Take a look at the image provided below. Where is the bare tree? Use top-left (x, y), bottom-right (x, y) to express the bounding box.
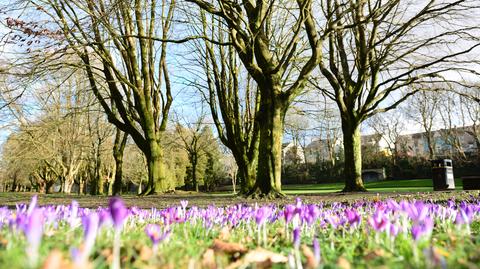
top-left (222, 152), bottom-right (238, 194)
top-left (186, 0), bottom-right (322, 197)
top-left (367, 110), bottom-right (405, 169)
top-left (284, 110), bottom-right (310, 174)
top-left (189, 13), bottom-right (261, 195)
top-left (311, 0), bottom-right (480, 191)
top-left (174, 114), bottom-right (216, 192)
top-left (437, 91), bottom-right (467, 159)
top-left (111, 129), bottom-right (128, 195)
top-left (9, 0), bottom-right (178, 194)
top-left (457, 87), bottom-right (480, 156)
top-left (406, 90), bottom-right (441, 159)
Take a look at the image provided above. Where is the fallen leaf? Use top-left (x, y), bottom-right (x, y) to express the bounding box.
top-left (139, 245), bottom-right (153, 261)
top-left (433, 247), bottom-right (450, 258)
top-left (42, 250), bottom-right (64, 269)
top-left (364, 249), bottom-right (385, 261)
top-left (41, 250), bottom-right (90, 269)
top-left (302, 245), bottom-right (318, 269)
top-left (202, 248), bottom-right (217, 269)
top-left (0, 236), bottom-right (8, 247)
top-left (337, 257), bottom-right (351, 269)
top-left (212, 239), bottom-right (248, 254)
top-left (101, 248), bottom-right (113, 263)
top-left (244, 248), bottom-right (288, 264)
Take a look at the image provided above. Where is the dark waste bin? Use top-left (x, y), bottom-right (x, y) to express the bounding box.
top-left (431, 159), bottom-right (455, 191)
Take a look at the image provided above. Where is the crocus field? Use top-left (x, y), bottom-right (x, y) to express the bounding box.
top-left (1, 195), bottom-right (480, 269)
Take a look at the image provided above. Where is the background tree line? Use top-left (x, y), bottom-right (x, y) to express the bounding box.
top-left (0, 0), bottom-right (479, 196)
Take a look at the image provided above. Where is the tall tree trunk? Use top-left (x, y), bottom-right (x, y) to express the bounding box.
top-left (38, 181), bottom-right (46, 194)
top-left (97, 175), bottom-right (104, 195)
top-left (141, 140), bottom-right (168, 195)
top-left (96, 152), bottom-right (103, 195)
top-left (64, 177), bottom-right (74, 194)
top-left (58, 177), bottom-right (64, 193)
top-left (237, 157), bottom-right (257, 194)
top-left (192, 155), bottom-right (198, 192)
top-left (341, 121), bottom-right (366, 192)
top-left (426, 132), bottom-right (435, 159)
top-left (112, 130), bottom-right (127, 195)
top-left (79, 179), bottom-right (85, 195)
top-left (248, 88), bottom-right (285, 198)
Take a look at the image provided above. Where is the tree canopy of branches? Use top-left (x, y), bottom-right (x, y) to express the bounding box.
top-left (14, 0), bottom-right (178, 194)
top-left (187, 13), bottom-right (260, 194)
top-left (186, 0), bottom-right (322, 197)
top-left (311, 0), bottom-right (480, 191)
top-left (174, 116), bottom-right (217, 192)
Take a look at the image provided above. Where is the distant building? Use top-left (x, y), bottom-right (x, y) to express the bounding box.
top-left (287, 125), bottom-right (479, 165)
top-left (396, 125), bottom-right (479, 158)
top-left (361, 133), bottom-right (391, 156)
top-left (304, 138), bottom-right (342, 164)
top-left (282, 142), bottom-right (305, 165)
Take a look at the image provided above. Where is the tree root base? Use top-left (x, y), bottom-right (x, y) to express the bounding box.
top-left (341, 185), bottom-right (367, 192)
top-left (138, 186), bottom-right (157, 196)
top-left (244, 188), bottom-right (286, 200)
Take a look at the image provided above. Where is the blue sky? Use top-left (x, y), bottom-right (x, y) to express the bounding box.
top-left (0, 0), bottom-right (479, 150)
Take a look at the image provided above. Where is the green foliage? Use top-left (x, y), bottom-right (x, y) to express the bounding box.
top-left (282, 161), bottom-right (345, 184)
top-left (1, 197), bottom-right (480, 268)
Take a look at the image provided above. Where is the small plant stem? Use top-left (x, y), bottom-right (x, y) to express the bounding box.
top-left (112, 229), bottom-right (121, 269)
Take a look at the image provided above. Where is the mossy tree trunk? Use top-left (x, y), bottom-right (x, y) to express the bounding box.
top-left (112, 129), bottom-right (127, 195)
top-left (311, 0), bottom-right (479, 191)
top-left (141, 138), bottom-right (168, 195)
top-left (192, 0), bottom-right (321, 198)
top-left (341, 119), bottom-right (366, 192)
top-left (248, 81), bottom-right (286, 198)
top-left (236, 155), bottom-right (257, 194)
top-left (48, 0), bottom-right (176, 195)
top-left (191, 153), bottom-right (199, 192)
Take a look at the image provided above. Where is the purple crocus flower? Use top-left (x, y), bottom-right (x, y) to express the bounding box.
top-left (255, 206), bottom-right (271, 226)
top-left (98, 209), bottom-right (112, 227)
top-left (390, 222), bottom-right (400, 237)
top-left (406, 201), bottom-right (429, 222)
top-left (313, 237), bottom-right (321, 263)
top-left (14, 213), bottom-right (27, 231)
top-left (74, 212), bottom-right (99, 264)
top-left (145, 224), bottom-right (171, 247)
top-left (109, 197), bottom-right (128, 229)
top-left (24, 209), bottom-right (44, 247)
top-left (326, 213), bottom-right (346, 229)
top-left (345, 209), bottom-right (361, 228)
top-left (295, 197), bottom-right (302, 208)
top-left (83, 212), bottom-right (99, 237)
top-left (23, 208), bottom-right (44, 266)
top-left (69, 201), bottom-right (80, 228)
top-left (411, 217), bottom-right (434, 241)
top-left (109, 198), bottom-right (128, 269)
top-left (283, 205), bottom-right (296, 224)
top-left (292, 227), bottom-right (301, 249)
top-left (368, 211), bottom-right (389, 232)
top-left (27, 195), bottom-right (37, 216)
top-left (454, 207), bottom-right (474, 225)
top-left (305, 205), bottom-right (320, 225)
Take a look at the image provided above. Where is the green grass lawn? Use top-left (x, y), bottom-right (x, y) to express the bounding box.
top-left (0, 181), bottom-right (479, 268)
top-left (283, 178), bottom-right (463, 194)
top-left (0, 178), bottom-right (472, 209)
